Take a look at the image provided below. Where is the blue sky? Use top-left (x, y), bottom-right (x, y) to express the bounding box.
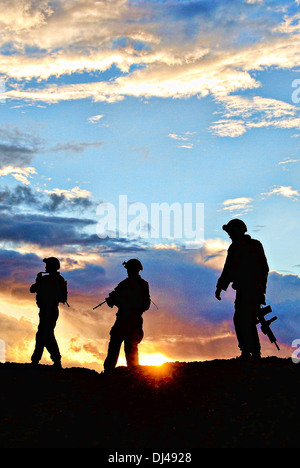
top-left (0, 0), bottom-right (299, 369)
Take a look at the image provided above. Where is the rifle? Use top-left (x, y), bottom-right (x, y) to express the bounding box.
top-left (93, 300), bottom-right (107, 310)
top-left (92, 298), bottom-right (159, 310)
top-left (257, 305), bottom-right (280, 350)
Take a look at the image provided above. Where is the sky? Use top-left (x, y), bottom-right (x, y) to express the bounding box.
top-left (0, 0), bottom-right (299, 371)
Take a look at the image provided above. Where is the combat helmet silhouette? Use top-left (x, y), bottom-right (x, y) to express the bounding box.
top-left (122, 258), bottom-right (143, 272)
top-left (223, 219), bottom-right (247, 235)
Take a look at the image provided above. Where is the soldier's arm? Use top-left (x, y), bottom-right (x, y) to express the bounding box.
top-left (105, 291), bottom-right (117, 308)
top-left (216, 249), bottom-right (233, 292)
top-left (105, 282), bottom-right (124, 308)
top-left (30, 273), bottom-right (43, 293)
top-left (253, 240), bottom-right (269, 293)
top-left (259, 242), bottom-right (269, 276)
top-left (256, 241), bottom-right (269, 303)
top-left (30, 283), bottom-right (37, 293)
top-left (142, 282), bottom-right (151, 311)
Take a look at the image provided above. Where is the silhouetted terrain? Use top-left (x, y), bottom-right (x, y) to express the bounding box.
top-left (0, 357), bottom-right (299, 448)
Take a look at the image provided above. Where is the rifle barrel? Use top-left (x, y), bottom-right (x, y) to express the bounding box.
top-left (93, 300), bottom-right (106, 310)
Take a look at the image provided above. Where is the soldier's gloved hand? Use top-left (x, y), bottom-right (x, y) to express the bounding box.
top-left (215, 287), bottom-right (222, 301)
top-left (36, 272), bottom-right (43, 281)
top-left (105, 296), bottom-right (114, 308)
top-left (260, 294), bottom-right (266, 306)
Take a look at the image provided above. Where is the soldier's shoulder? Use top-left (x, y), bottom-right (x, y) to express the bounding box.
top-left (139, 277), bottom-right (149, 287)
top-left (52, 272), bottom-right (65, 282)
top-left (249, 238), bottom-right (263, 247)
top-left (248, 238), bottom-right (266, 254)
top-left (116, 278), bottom-right (128, 287)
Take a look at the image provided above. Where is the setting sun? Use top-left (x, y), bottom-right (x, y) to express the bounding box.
top-left (139, 353), bottom-right (172, 366)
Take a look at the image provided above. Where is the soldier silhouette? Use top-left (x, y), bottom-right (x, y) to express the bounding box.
top-left (103, 259), bottom-right (151, 372)
top-left (30, 257), bottom-right (68, 369)
top-left (215, 219), bottom-right (269, 359)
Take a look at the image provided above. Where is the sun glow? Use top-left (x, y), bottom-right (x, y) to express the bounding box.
top-left (139, 353), bottom-right (172, 366)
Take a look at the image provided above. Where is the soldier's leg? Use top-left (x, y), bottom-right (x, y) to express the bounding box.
top-left (43, 308), bottom-right (61, 365)
top-left (31, 312), bottom-right (46, 364)
top-left (46, 331), bottom-right (61, 364)
top-left (104, 325), bottom-right (123, 371)
top-left (124, 328), bottom-right (143, 368)
top-left (233, 312), bottom-right (248, 355)
top-left (248, 297), bottom-right (261, 357)
top-left (234, 291), bottom-right (261, 356)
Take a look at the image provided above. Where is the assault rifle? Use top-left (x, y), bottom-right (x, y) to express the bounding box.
top-left (93, 299), bottom-right (159, 310)
top-left (257, 305), bottom-right (280, 350)
top-left (93, 300), bottom-right (107, 310)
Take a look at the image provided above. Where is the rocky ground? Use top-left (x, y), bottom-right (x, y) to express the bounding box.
top-left (0, 357), bottom-right (299, 448)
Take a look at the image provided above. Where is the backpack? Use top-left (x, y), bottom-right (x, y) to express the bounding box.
top-left (58, 277), bottom-right (68, 304)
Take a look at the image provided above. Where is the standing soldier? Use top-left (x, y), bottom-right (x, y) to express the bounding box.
top-left (103, 259), bottom-right (151, 372)
top-left (30, 257), bottom-right (68, 369)
top-left (215, 219), bottom-right (269, 359)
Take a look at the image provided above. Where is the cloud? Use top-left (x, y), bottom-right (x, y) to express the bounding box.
top-left (0, 185), bottom-right (38, 208)
top-left (220, 197), bottom-right (253, 213)
top-left (210, 119), bottom-right (247, 137)
top-left (44, 186), bottom-right (91, 200)
top-left (217, 95), bottom-right (296, 119)
top-left (0, 126), bottom-right (42, 168)
top-left (0, 213), bottom-right (95, 247)
top-left (0, 1), bottom-right (299, 112)
top-left (1, 3), bottom-right (298, 108)
top-left (0, 201), bottom-right (147, 259)
top-left (87, 115), bottom-right (104, 124)
top-left (0, 127), bottom-right (102, 181)
top-left (51, 141), bottom-right (104, 154)
top-left (0, 126), bottom-right (43, 187)
top-left (194, 238), bottom-right (229, 270)
top-left (0, 166), bottom-right (37, 185)
top-left (168, 131), bottom-right (197, 149)
top-left (261, 185), bottom-right (300, 200)
top-left (0, 312), bottom-right (36, 364)
top-left (0, 183), bottom-right (100, 215)
top-left (42, 187), bottom-right (96, 212)
top-left (211, 95), bottom-right (300, 137)
top-left (4, 66), bottom-right (259, 104)
top-left (278, 158), bottom-right (299, 165)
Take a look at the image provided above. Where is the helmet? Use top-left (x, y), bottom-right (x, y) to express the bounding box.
top-left (122, 258), bottom-right (143, 272)
top-left (43, 257), bottom-right (60, 271)
top-left (222, 219), bottom-right (247, 234)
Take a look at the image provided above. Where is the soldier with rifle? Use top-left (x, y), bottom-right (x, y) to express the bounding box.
top-left (101, 259), bottom-right (151, 372)
top-left (30, 257), bottom-right (68, 369)
top-left (215, 219), bottom-right (277, 359)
